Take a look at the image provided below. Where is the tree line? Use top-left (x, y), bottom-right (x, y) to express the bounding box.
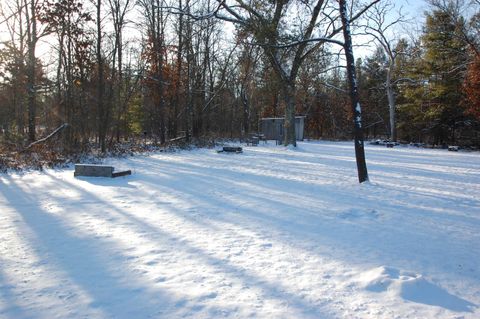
top-left (0, 0), bottom-right (479, 157)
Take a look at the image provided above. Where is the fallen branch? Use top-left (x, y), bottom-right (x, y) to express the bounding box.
top-left (364, 119), bottom-right (384, 129)
top-left (23, 123), bottom-right (69, 152)
top-left (169, 135), bottom-right (187, 143)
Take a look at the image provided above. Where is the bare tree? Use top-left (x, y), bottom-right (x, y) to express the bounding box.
top-left (237, 44), bottom-right (261, 136)
top-left (1, 0), bottom-right (27, 137)
top-left (362, 0), bottom-right (408, 141)
top-left (0, 0), bottom-right (49, 143)
top-left (339, 0), bottom-right (369, 183)
top-left (171, 0), bottom-right (184, 139)
top-left (137, 0), bottom-right (169, 144)
top-left (164, 0), bottom-right (377, 148)
top-left (91, 0), bottom-right (109, 151)
top-left (39, 0), bottom-right (94, 148)
top-left (25, 0), bottom-right (38, 142)
top-left (108, 0), bottom-right (133, 141)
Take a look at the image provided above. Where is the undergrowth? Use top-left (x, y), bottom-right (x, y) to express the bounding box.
top-left (0, 135), bottom-right (221, 173)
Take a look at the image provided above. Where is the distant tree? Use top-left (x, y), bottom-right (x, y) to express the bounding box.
top-left (108, 0), bottom-right (134, 142)
top-left (38, 0), bottom-right (93, 148)
top-left (0, 43), bottom-right (26, 139)
top-left (429, 0), bottom-right (480, 56)
top-left (170, 0), bottom-right (379, 148)
top-left (421, 4), bottom-right (469, 144)
top-left (93, 0), bottom-right (109, 152)
top-left (171, 0), bottom-right (185, 139)
top-left (363, 0), bottom-right (408, 141)
top-left (25, 0), bottom-right (39, 142)
top-left (463, 55), bottom-right (480, 120)
top-left (461, 1), bottom-right (480, 122)
top-left (0, 0), bottom-right (49, 143)
top-left (236, 43), bottom-right (261, 136)
top-left (358, 47), bottom-right (389, 138)
top-left (137, 0), bottom-right (169, 144)
top-left (316, 66), bottom-right (350, 139)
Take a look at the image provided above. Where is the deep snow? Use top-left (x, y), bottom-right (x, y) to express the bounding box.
top-left (0, 141), bottom-right (479, 318)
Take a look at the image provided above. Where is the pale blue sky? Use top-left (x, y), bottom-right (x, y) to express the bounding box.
top-left (352, 0), bottom-right (429, 58)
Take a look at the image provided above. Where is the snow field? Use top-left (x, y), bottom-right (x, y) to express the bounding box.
top-left (0, 141), bottom-right (479, 318)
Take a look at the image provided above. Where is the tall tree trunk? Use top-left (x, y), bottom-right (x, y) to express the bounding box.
top-left (65, 29), bottom-right (74, 147)
top-left (339, 0), bottom-right (369, 183)
top-left (96, 0), bottom-right (106, 152)
top-left (283, 81), bottom-right (297, 146)
top-left (266, 58), bottom-right (297, 146)
top-left (172, 0), bottom-right (183, 138)
top-left (108, 0), bottom-right (129, 142)
top-left (154, 1), bottom-right (166, 144)
top-left (26, 0), bottom-right (37, 142)
top-left (184, 0), bottom-right (193, 141)
top-left (386, 65), bottom-right (397, 142)
top-left (241, 88), bottom-right (249, 135)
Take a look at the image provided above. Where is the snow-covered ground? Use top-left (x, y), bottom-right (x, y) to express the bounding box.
top-left (1, 141), bottom-right (479, 319)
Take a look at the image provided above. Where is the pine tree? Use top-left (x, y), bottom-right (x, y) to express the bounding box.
top-left (420, 8), bottom-right (468, 144)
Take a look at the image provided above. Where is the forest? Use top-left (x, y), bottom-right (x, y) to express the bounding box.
top-left (0, 0), bottom-right (479, 168)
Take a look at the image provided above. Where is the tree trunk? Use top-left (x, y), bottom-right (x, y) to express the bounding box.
top-left (282, 81), bottom-right (297, 146)
top-left (241, 88), bottom-right (249, 135)
top-left (185, 0), bottom-right (193, 141)
top-left (386, 66), bottom-right (397, 141)
top-left (26, 0), bottom-right (37, 142)
top-left (173, 0), bottom-right (183, 138)
top-left (339, 0), bottom-right (369, 183)
top-left (96, 0), bottom-right (107, 152)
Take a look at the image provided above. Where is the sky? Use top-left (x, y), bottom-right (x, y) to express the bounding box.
top-left (353, 0), bottom-right (429, 58)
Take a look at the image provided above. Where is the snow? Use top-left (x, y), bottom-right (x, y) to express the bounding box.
top-left (1, 141), bottom-right (479, 318)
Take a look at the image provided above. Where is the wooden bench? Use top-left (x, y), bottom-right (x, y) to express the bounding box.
top-left (74, 164), bottom-right (132, 178)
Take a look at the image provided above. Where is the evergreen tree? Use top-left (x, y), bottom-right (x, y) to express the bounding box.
top-left (420, 7), bottom-right (468, 144)
top-left (359, 47), bottom-right (389, 138)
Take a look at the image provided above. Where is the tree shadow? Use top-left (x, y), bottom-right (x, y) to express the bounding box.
top-left (6, 172), bottom-right (333, 317)
top-left (2, 176), bottom-right (176, 318)
top-left (0, 267), bottom-right (28, 319)
top-left (132, 153), bottom-right (480, 291)
top-left (2, 142), bottom-right (480, 317)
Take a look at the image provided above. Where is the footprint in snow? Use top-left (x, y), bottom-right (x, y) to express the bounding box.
top-left (154, 276), bottom-right (167, 283)
top-left (198, 292), bottom-right (218, 301)
top-left (145, 260), bottom-right (158, 266)
top-left (337, 208), bottom-right (381, 221)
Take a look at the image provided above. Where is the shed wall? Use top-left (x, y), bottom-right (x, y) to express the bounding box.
top-left (260, 117), bottom-right (304, 141)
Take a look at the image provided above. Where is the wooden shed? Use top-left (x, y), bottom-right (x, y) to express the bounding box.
top-left (260, 116), bottom-right (305, 141)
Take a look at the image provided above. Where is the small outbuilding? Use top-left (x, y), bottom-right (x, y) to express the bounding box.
top-left (260, 116), bottom-right (305, 141)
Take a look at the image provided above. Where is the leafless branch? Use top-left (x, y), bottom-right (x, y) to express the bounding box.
top-left (257, 37), bottom-right (345, 49)
top-left (319, 81), bottom-right (347, 93)
top-left (22, 123), bottom-right (69, 151)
